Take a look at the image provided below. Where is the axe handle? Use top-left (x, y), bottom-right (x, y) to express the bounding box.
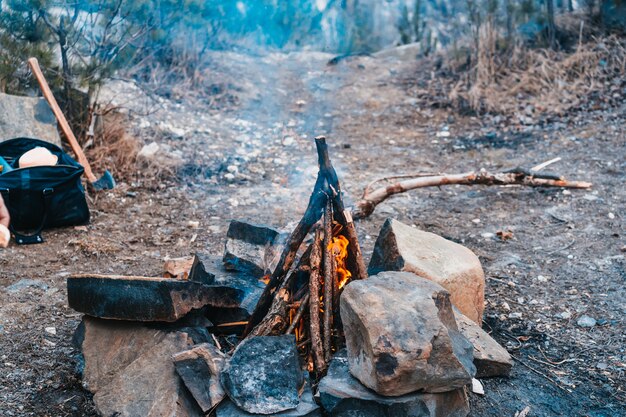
top-left (27, 58), bottom-right (97, 183)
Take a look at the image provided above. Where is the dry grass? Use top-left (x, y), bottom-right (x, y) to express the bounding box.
top-left (449, 28), bottom-right (626, 116)
top-left (86, 110), bottom-right (180, 184)
top-left (86, 111), bottom-right (140, 182)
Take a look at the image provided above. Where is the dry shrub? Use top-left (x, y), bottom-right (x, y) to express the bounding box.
top-left (87, 111), bottom-right (140, 182)
top-left (450, 32), bottom-right (626, 116)
top-left (86, 110), bottom-right (180, 185)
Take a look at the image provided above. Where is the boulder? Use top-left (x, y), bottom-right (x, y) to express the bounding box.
top-left (318, 351), bottom-right (470, 417)
top-left (78, 316), bottom-right (202, 417)
top-left (221, 335), bottom-right (304, 414)
top-left (340, 271), bottom-right (476, 396)
top-left (67, 274), bottom-right (244, 322)
top-left (223, 220), bottom-right (283, 278)
top-left (454, 310), bottom-right (512, 378)
top-left (217, 378), bottom-right (320, 417)
top-left (189, 254), bottom-right (265, 327)
top-left (368, 218), bottom-right (485, 324)
top-left (0, 92), bottom-right (62, 146)
top-left (173, 343), bottom-right (227, 413)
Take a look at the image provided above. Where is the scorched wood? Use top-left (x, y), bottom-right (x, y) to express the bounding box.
top-left (68, 274), bottom-right (243, 322)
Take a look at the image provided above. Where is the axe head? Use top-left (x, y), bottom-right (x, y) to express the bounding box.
top-left (91, 170), bottom-right (116, 190)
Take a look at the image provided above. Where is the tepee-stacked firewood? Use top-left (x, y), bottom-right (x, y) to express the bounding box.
top-left (243, 136), bottom-right (366, 376)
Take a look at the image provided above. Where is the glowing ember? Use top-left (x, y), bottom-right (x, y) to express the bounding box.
top-left (328, 235), bottom-right (351, 289)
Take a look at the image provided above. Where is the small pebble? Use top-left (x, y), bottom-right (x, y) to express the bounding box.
top-left (558, 311), bottom-right (572, 319)
top-left (577, 315), bottom-right (596, 328)
top-left (608, 212), bottom-right (615, 219)
top-left (509, 312), bottom-right (522, 319)
top-left (44, 327), bottom-right (56, 336)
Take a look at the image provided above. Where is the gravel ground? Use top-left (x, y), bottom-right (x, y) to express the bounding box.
top-left (0, 48), bottom-right (624, 416)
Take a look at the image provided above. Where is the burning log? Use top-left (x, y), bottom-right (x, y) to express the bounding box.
top-left (322, 199), bottom-right (335, 364)
top-left (308, 229), bottom-right (325, 372)
top-left (354, 163), bottom-right (592, 219)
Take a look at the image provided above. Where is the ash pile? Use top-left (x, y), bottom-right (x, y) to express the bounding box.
top-left (67, 138), bottom-right (512, 417)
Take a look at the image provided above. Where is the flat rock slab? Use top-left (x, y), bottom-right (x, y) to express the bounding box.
top-left (217, 379), bottom-right (320, 417)
top-left (0, 93), bottom-right (62, 146)
top-left (221, 335), bottom-right (304, 414)
top-left (67, 274), bottom-right (243, 322)
top-left (190, 254), bottom-right (265, 326)
top-left (173, 343), bottom-right (227, 412)
top-left (79, 316), bottom-right (202, 417)
top-left (223, 220), bottom-right (284, 278)
top-left (341, 271), bottom-right (476, 395)
top-left (454, 309), bottom-right (513, 378)
top-left (368, 218), bottom-right (485, 324)
top-left (318, 351), bottom-right (469, 417)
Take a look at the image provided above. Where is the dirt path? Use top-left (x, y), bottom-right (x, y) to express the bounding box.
top-left (0, 49), bottom-right (624, 417)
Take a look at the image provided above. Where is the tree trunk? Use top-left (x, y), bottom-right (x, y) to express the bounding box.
top-left (546, 0), bottom-right (556, 48)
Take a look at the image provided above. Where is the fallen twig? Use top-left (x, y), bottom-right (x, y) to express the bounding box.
top-left (354, 168), bottom-right (592, 219)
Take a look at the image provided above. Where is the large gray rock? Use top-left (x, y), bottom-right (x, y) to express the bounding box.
top-left (318, 351), bottom-right (470, 417)
top-left (340, 271), bottom-right (476, 396)
top-left (369, 218), bottom-right (485, 324)
top-left (67, 274), bottom-right (245, 322)
top-left (0, 93), bottom-right (61, 146)
top-left (78, 316), bottom-right (202, 417)
top-left (173, 343), bottom-right (227, 413)
top-left (454, 310), bottom-right (513, 378)
top-left (221, 335), bottom-right (304, 414)
top-left (223, 220), bottom-right (284, 278)
top-left (217, 378), bottom-right (320, 417)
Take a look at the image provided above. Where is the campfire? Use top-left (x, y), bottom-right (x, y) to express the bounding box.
top-left (66, 136), bottom-right (513, 417)
top-left (242, 136), bottom-right (367, 375)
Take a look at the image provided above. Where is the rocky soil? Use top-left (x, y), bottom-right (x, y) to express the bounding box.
top-left (0, 46), bottom-right (624, 416)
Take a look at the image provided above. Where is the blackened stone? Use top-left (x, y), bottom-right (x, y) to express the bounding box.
top-left (340, 271), bottom-right (476, 395)
top-left (223, 220), bottom-right (283, 278)
top-left (318, 351), bottom-right (469, 417)
top-left (173, 343), bottom-right (227, 413)
top-left (67, 275), bottom-right (244, 322)
top-left (221, 335), bottom-right (304, 414)
top-left (216, 378), bottom-right (320, 417)
top-left (189, 253), bottom-right (219, 285)
top-left (189, 254), bottom-right (265, 327)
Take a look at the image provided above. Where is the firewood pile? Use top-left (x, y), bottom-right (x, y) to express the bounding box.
top-left (66, 137), bottom-right (516, 417)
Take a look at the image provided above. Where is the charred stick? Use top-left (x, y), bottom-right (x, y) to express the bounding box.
top-left (244, 175), bottom-right (327, 336)
top-left (286, 293), bottom-right (310, 335)
top-left (247, 287), bottom-right (291, 338)
top-left (248, 242), bottom-right (314, 338)
top-left (315, 136), bottom-right (367, 280)
top-left (322, 199), bottom-right (335, 364)
top-left (308, 228), bottom-right (325, 372)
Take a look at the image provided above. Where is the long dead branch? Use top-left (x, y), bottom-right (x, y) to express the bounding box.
top-left (353, 170), bottom-right (592, 220)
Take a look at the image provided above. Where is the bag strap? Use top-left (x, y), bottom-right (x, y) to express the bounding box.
top-left (0, 187), bottom-right (54, 245)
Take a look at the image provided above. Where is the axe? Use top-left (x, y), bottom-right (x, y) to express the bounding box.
top-left (27, 58), bottom-right (115, 190)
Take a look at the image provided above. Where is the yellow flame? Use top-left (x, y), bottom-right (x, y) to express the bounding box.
top-left (328, 235), bottom-right (351, 289)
